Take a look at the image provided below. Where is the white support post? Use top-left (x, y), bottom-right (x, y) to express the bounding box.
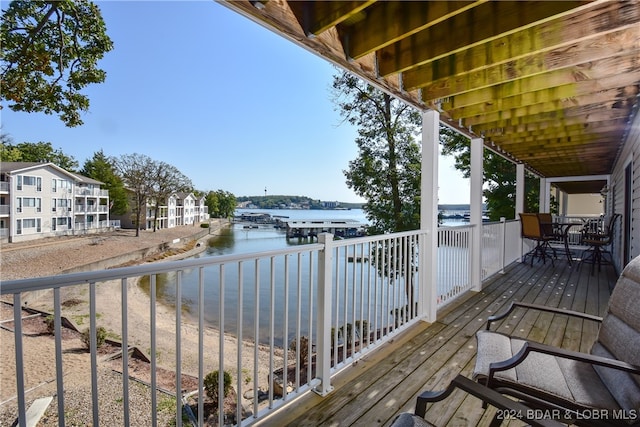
top-left (516, 163), bottom-right (525, 263)
top-left (470, 137), bottom-right (483, 291)
top-left (561, 192), bottom-right (569, 217)
top-left (539, 178), bottom-right (551, 213)
top-left (515, 164), bottom-right (525, 217)
top-left (314, 233), bottom-right (334, 396)
top-left (420, 110), bottom-right (439, 323)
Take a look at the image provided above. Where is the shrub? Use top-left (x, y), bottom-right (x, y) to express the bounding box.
top-left (200, 223), bottom-right (209, 228)
top-left (289, 336), bottom-right (310, 366)
top-left (204, 370), bottom-right (232, 404)
top-left (81, 326), bottom-right (107, 349)
top-left (44, 315), bottom-right (55, 334)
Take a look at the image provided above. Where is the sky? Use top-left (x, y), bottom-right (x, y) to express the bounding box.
top-left (1, 1), bottom-right (470, 204)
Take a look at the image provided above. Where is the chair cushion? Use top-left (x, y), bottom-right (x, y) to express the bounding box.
top-left (388, 412), bottom-right (435, 427)
top-left (474, 330), bottom-right (620, 410)
top-left (593, 256), bottom-right (640, 411)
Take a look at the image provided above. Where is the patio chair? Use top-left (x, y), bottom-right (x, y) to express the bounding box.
top-left (473, 254), bottom-right (640, 426)
top-left (389, 375), bottom-right (563, 427)
top-left (580, 214), bottom-right (620, 275)
top-left (519, 213), bottom-right (556, 266)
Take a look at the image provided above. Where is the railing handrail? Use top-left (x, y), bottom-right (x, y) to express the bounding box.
top-left (0, 242), bottom-right (325, 293)
top-left (2, 224), bottom-right (524, 426)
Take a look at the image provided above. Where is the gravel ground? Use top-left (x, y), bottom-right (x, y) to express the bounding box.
top-left (1, 223), bottom-right (224, 281)
top-left (0, 221), bottom-right (233, 426)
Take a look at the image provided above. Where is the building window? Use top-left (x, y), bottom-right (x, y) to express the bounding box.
top-left (17, 175), bottom-right (42, 191)
top-left (19, 197), bottom-right (41, 212)
top-left (52, 178), bottom-right (72, 193)
top-left (17, 218), bottom-right (41, 233)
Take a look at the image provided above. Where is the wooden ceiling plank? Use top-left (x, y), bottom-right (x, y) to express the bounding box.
top-left (377, 1), bottom-right (587, 76)
top-left (471, 107), bottom-right (630, 131)
top-left (484, 119), bottom-right (627, 139)
top-left (450, 84), bottom-right (639, 122)
top-left (422, 52), bottom-right (640, 105)
top-left (482, 118), bottom-right (627, 138)
top-left (287, 1), bottom-right (376, 36)
top-left (340, 1), bottom-right (482, 59)
top-left (402, 2), bottom-right (640, 90)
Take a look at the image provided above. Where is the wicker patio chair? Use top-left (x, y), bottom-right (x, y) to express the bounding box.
top-left (389, 375), bottom-right (562, 427)
top-left (473, 255), bottom-right (640, 426)
top-left (520, 213), bottom-right (556, 266)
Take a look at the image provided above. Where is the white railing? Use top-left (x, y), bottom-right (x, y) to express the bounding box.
top-left (436, 225), bottom-right (473, 306)
top-left (75, 188), bottom-right (109, 197)
top-left (0, 181), bottom-right (9, 192)
top-left (1, 230), bottom-right (429, 427)
top-left (0, 204), bottom-right (9, 215)
top-left (554, 215), bottom-right (600, 246)
top-left (1, 222), bottom-right (533, 426)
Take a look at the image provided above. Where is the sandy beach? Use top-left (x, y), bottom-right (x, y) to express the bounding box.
top-left (0, 222), bottom-right (284, 425)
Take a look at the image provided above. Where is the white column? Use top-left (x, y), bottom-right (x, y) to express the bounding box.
top-left (314, 233), bottom-right (334, 396)
top-left (470, 137), bottom-right (483, 291)
top-left (420, 110), bottom-right (439, 323)
top-left (539, 178), bottom-right (551, 212)
top-left (515, 163), bottom-right (525, 216)
top-left (561, 192), bottom-right (569, 216)
top-left (516, 163), bottom-right (525, 263)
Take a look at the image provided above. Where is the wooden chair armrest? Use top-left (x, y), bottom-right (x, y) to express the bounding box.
top-left (488, 341), bottom-right (640, 383)
top-left (486, 301), bottom-right (603, 330)
top-left (415, 375), bottom-right (564, 427)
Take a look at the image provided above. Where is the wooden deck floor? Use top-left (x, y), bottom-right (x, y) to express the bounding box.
top-left (255, 255), bottom-right (619, 427)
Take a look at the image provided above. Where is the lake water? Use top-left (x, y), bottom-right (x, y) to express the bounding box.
top-left (142, 209), bottom-right (375, 347)
top-left (142, 208), bottom-right (469, 347)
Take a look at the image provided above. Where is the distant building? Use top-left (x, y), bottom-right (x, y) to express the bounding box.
top-left (322, 201), bottom-right (340, 209)
top-left (0, 162), bottom-right (111, 243)
top-left (112, 191), bottom-right (207, 230)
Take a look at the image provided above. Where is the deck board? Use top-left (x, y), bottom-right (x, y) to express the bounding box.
top-left (255, 256), bottom-right (618, 427)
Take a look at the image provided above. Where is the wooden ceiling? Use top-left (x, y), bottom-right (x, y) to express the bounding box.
top-left (221, 0), bottom-right (640, 193)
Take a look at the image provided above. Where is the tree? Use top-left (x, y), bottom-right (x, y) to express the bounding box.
top-left (113, 153), bottom-right (155, 237)
top-left (332, 71), bottom-right (422, 318)
top-left (216, 190), bottom-right (236, 219)
top-left (149, 161), bottom-right (192, 231)
top-left (205, 191), bottom-right (219, 218)
top-left (440, 133), bottom-right (548, 220)
top-left (0, 140), bottom-right (78, 170)
top-left (81, 150), bottom-right (128, 215)
top-left (0, 133), bottom-right (22, 161)
top-left (1, 0), bottom-right (113, 127)
top-left (206, 190), bottom-right (236, 218)
top-left (333, 71), bottom-right (422, 235)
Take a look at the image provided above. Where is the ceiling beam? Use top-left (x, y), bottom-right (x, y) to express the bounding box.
top-left (377, 1), bottom-right (587, 76)
top-left (338, 1), bottom-right (481, 59)
top-left (402, 2), bottom-right (640, 90)
top-left (288, 1), bottom-right (375, 36)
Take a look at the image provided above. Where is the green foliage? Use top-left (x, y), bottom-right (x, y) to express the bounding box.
top-left (44, 315), bottom-right (55, 334)
top-left (1, 0), bottom-right (113, 126)
top-left (440, 131), bottom-right (556, 220)
top-left (206, 190), bottom-right (236, 218)
top-left (332, 71), bottom-right (422, 235)
top-left (0, 141), bottom-right (78, 170)
top-left (81, 150), bottom-right (128, 215)
top-left (204, 370), bottom-right (232, 404)
top-left (237, 195), bottom-right (324, 209)
top-left (81, 326), bottom-right (107, 349)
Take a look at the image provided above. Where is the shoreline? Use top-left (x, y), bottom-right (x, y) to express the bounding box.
top-left (0, 221), bottom-right (284, 424)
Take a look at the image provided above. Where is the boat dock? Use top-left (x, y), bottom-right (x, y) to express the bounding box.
top-left (283, 219), bottom-right (365, 240)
